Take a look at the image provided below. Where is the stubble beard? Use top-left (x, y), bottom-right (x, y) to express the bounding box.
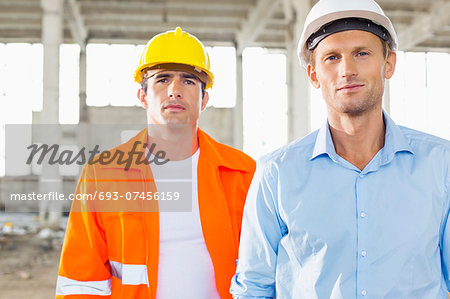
top-left (326, 80), bottom-right (384, 116)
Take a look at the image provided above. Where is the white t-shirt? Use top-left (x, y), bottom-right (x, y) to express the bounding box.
top-left (150, 149), bottom-right (220, 299)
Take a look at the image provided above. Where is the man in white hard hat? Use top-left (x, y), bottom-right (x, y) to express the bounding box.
top-left (231, 0), bottom-right (450, 298)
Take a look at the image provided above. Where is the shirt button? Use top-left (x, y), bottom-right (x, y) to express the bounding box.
top-left (361, 250), bottom-right (367, 257)
top-left (359, 173), bottom-right (364, 178)
top-left (360, 211), bottom-right (366, 218)
top-left (361, 289), bottom-right (367, 296)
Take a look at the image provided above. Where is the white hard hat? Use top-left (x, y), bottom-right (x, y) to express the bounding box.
top-left (298, 0), bottom-right (398, 68)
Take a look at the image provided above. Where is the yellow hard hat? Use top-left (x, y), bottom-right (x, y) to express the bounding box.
top-left (134, 27), bottom-right (214, 89)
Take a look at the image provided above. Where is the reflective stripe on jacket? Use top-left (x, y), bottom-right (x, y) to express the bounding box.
top-left (56, 128), bottom-right (256, 299)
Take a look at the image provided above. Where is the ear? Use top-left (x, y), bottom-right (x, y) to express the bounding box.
top-left (200, 91), bottom-right (209, 111)
top-left (384, 51), bottom-right (397, 79)
top-left (137, 88), bottom-right (148, 109)
top-left (307, 64), bottom-right (321, 89)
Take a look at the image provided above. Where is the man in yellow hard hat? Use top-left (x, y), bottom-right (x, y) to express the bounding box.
top-left (56, 27), bottom-right (255, 299)
top-left (231, 0), bottom-right (450, 298)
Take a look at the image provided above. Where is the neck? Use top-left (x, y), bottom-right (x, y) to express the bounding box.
top-left (147, 124), bottom-right (199, 161)
top-left (328, 108), bottom-right (385, 170)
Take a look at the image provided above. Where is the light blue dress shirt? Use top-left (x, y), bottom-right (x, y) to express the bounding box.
top-left (231, 113), bottom-right (450, 299)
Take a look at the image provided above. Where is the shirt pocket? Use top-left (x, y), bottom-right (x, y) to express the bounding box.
top-left (103, 212), bottom-right (146, 264)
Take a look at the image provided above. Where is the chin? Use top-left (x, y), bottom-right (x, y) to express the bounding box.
top-left (333, 95), bottom-right (378, 113)
top-left (341, 110), bottom-right (368, 117)
top-left (165, 122), bottom-right (184, 128)
top-left (338, 102), bottom-right (380, 116)
top-left (166, 122), bottom-right (195, 130)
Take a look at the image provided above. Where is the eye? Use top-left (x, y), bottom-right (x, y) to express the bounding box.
top-left (325, 55), bottom-right (338, 62)
top-left (185, 79), bottom-right (196, 85)
top-left (357, 51), bottom-right (369, 57)
top-left (156, 78), bottom-right (168, 83)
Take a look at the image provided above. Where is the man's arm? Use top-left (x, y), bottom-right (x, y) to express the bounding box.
top-left (56, 165), bottom-right (111, 299)
top-left (441, 169), bottom-right (450, 291)
top-left (230, 160), bottom-right (286, 299)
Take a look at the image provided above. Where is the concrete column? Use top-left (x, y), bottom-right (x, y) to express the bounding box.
top-left (41, 0), bottom-right (62, 123)
top-left (77, 49), bottom-right (92, 168)
top-left (286, 44), bottom-right (310, 141)
top-left (286, 0), bottom-right (312, 141)
top-left (233, 53), bottom-right (244, 150)
top-left (79, 49), bottom-right (88, 123)
top-left (39, 0), bottom-right (63, 228)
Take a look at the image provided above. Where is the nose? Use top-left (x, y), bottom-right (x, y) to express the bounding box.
top-left (339, 55), bottom-right (358, 78)
top-left (168, 79), bottom-right (182, 99)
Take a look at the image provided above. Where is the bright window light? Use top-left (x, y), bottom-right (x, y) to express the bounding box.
top-left (425, 52), bottom-right (450, 139)
top-left (86, 44), bottom-right (110, 106)
top-left (0, 43), bottom-right (41, 177)
top-left (86, 44), bottom-right (144, 107)
top-left (59, 44), bottom-right (80, 124)
top-left (109, 44), bottom-right (144, 106)
top-left (310, 83), bottom-right (327, 131)
top-left (0, 43), bottom-right (42, 120)
top-left (390, 51), bottom-right (450, 140)
top-left (390, 52), bottom-right (427, 131)
top-left (243, 47), bottom-right (288, 159)
top-left (208, 46), bottom-right (236, 108)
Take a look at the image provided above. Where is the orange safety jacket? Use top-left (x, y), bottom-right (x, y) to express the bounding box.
top-left (56, 128), bottom-right (256, 299)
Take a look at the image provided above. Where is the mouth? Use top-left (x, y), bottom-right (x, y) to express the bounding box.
top-left (337, 84), bottom-right (365, 93)
top-left (164, 103), bottom-right (186, 112)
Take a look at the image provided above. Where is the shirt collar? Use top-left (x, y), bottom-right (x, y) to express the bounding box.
top-left (311, 120), bottom-right (338, 161)
top-left (380, 111), bottom-right (415, 163)
top-left (311, 110), bottom-right (414, 162)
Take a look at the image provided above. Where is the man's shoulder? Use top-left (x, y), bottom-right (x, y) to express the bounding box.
top-left (209, 139), bottom-right (255, 163)
top-left (399, 126), bottom-right (450, 153)
top-left (198, 129), bottom-right (256, 172)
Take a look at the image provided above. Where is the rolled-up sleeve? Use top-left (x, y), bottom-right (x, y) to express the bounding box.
top-left (230, 159), bottom-right (286, 299)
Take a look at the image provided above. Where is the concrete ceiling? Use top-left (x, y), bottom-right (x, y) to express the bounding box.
top-left (1, 0), bottom-right (450, 53)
